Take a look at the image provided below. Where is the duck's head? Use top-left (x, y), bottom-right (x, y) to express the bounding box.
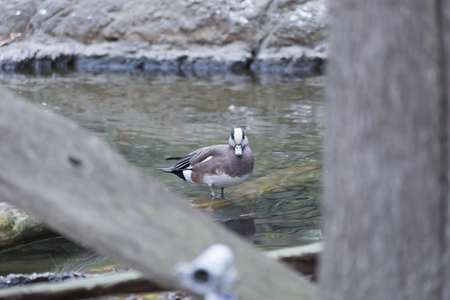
top-left (229, 127), bottom-right (249, 157)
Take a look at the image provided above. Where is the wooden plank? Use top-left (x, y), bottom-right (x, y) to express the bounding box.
top-left (441, 1), bottom-right (450, 299)
top-left (320, 1), bottom-right (446, 299)
top-left (0, 88), bottom-right (315, 300)
top-left (0, 242), bottom-right (323, 300)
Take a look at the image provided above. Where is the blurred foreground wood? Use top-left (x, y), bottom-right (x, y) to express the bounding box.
top-left (321, 1), bottom-right (450, 299)
top-left (0, 242), bottom-right (322, 300)
top-left (0, 88), bottom-right (315, 300)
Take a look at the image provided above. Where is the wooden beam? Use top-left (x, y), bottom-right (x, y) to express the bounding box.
top-left (320, 1), bottom-right (447, 299)
top-left (439, 1), bottom-right (450, 299)
top-left (0, 88), bottom-right (315, 300)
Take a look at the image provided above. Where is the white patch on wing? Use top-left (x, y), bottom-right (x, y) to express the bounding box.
top-left (202, 173), bottom-right (250, 188)
top-left (183, 170), bottom-right (193, 183)
top-left (201, 156), bottom-right (213, 163)
top-left (234, 128), bottom-right (243, 144)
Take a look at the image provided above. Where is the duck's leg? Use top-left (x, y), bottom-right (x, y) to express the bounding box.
top-left (221, 187), bottom-right (225, 199)
top-left (209, 184), bottom-right (216, 198)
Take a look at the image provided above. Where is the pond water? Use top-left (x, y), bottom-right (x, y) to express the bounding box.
top-left (0, 72), bottom-right (324, 274)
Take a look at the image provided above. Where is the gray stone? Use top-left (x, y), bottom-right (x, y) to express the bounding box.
top-left (0, 0), bottom-right (327, 74)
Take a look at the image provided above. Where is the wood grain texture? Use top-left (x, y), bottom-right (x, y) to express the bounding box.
top-left (320, 1), bottom-right (447, 299)
top-left (0, 88), bottom-right (315, 300)
top-left (441, 1), bottom-right (450, 299)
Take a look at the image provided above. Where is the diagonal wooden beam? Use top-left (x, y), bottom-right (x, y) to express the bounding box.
top-left (0, 88), bottom-right (315, 300)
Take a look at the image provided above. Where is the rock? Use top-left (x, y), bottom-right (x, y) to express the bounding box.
top-left (0, 202), bottom-right (56, 250)
top-left (252, 0), bottom-right (327, 74)
top-left (0, 0), bottom-right (327, 75)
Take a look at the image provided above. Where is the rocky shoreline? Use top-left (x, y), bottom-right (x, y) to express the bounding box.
top-left (0, 0), bottom-right (327, 75)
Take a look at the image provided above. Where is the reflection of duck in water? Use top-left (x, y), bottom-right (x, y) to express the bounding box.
top-left (158, 128), bottom-right (254, 198)
top-left (206, 203), bottom-right (256, 242)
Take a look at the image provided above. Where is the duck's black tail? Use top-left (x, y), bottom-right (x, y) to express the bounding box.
top-left (157, 167), bottom-right (186, 181)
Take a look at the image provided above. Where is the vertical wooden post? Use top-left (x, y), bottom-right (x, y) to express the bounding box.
top-left (440, 1), bottom-right (450, 299)
top-left (320, 1), bottom-right (448, 299)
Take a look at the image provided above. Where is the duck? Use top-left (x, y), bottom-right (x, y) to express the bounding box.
top-left (158, 127), bottom-right (254, 198)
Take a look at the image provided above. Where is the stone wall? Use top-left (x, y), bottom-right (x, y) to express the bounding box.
top-left (0, 0), bottom-right (327, 75)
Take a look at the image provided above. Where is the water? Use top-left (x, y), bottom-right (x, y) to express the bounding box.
top-left (0, 72), bottom-right (324, 274)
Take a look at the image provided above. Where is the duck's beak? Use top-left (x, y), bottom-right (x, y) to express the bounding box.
top-left (235, 144), bottom-right (242, 157)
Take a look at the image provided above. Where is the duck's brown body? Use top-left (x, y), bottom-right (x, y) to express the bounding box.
top-left (158, 128), bottom-right (254, 198)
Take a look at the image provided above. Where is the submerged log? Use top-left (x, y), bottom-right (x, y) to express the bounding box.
top-left (190, 162), bottom-right (321, 208)
top-left (0, 88), bottom-right (315, 300)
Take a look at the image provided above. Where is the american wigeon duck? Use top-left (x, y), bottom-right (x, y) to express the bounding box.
top-left (158, 127), bottom-right (254, 198)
